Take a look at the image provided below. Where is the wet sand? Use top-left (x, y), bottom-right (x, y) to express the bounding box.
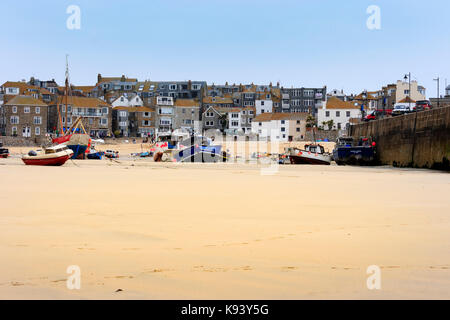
top-left (0, 152), bottom-right (449, 299)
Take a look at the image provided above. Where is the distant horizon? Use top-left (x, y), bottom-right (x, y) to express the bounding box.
top-left (1, 0), bottom-right (449, 98)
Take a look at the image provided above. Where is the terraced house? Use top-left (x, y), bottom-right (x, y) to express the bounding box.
top-left (173, 99), bottom-right (201, 133)
top-left (3, 95), bottom-right (48, 140)
top-left (1, 81), bottom-right (56, 105)
top-left (48, 96), bottom-right (112, 138)
top-left (278, 86), bottom-right (327, 115)
top-left (112, 106), bottom-right (155, 137)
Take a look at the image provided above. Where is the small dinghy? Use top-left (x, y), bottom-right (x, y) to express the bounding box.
top-left (0, 142), bottom-right (9, 159)
top-left (22, 145), bottom-right (74, 166)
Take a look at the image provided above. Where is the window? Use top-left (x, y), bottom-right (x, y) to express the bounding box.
top-left (159, 107), bottom-right (173, 115)
top-left (33, 116), bottom-right (42, 125)
top-left (205, 121), bottom-right (214, 126)
top-left (281, 127), bottom-right (286, 132)
top-left (249, 111), bottom-right (254, 115)
top-left (304, 90), bottom-right (314, 97)
top-left (404, 90), bottom-right (410, 95)
top-left (169, 84), bottom-right (177, 91)
top-left (36, 107), bottom-right (40, 114)
top-left (281, 120), bottom-right (285, 124)
top-left (12, 127), bottom-right (17, 135)
top-left (102, 107), bottom-right (108, 114)
top-left (35, 127), bottom-right (40, 136)
top-left (259, 122), bottom-right (262, 126)
top-left (231, 121), bottom-right (239, 127)
top-left (192, 84), bottom-right (201, 90)
top-left (325, 111), bottom-right (330, 117)
top-left (7, 88), bottom-right (19, 95)
top-left (142, 120), bottom-right (150, 126)
top-left (346, 111), bottom-right (351, 117)
top-left (296, 128), bottom-right (300, 132)
top-left (119, 111), bottom-right (127, 117)
top-left (12, 106), bottom-right (17, 113)
top-left (297, 120), bottom-right (301, 124)
top-left (24, 107), bottom-right (30, 113)
top-left (206, 112), bottom-right (214, 117)
top-left (336, 111), bottom-right (340, 117)
top-left (231, 113), bottom-right (239, 118)
top-left (143, 112), bottom-right (151, 117)
top-left (10, 116), bottom-right (19, 124)
top-left (160, 119), bottom-right (171, 126)
top-left (100, 118), bottom-right (108, 126)
top-left (89, 118), bottom-right (94, 125)
top-left (67, 106), bottom-right (72, 113)
top-left (119, 121), bottom-right (127, 127)
top-left (261, 101), bottom-right (265, 106)
top-left (337, 123), bottom-right (342, 129)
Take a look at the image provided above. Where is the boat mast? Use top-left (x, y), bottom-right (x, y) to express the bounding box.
top-left (64, 55), bottom-right (70, 136)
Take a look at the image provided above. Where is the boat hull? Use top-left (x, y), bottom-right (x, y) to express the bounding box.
top-left (175, 145), bottom-right (224, 163)
top-left (87, 152), bottom-right (104, 160)
top-left (22, 154), bottom-right (71, 166)
top-left (289, 154), bottom-right (331, 165)
top-left (333, 147), bottom-right (376, 166)
top-left (67, 145), bottom-right (88, 159)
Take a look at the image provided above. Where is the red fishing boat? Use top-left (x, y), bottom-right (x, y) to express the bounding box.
top-left (22, 145), bottom-right (74, 166)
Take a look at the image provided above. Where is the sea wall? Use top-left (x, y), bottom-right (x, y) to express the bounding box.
top-left (0, 136), bottom-right (50, 147)
top-left (350, 106), bottom-right (450, 170)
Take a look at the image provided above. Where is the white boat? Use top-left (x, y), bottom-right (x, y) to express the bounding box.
top-left (288, 144), bottom-right (332, 165)
top-left (22, 145), bottom-right (74, 166)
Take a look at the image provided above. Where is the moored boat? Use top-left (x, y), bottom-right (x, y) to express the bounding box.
top-left (22, 145), bottom-right (74, 166)
top-left (333, 137), bottom-right (377, 166)
top-left (0, 142), bottom-right (9, 158)
top-left (288, 144), bottom-right (332, 165)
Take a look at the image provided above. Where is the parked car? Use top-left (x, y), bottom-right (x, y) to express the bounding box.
top-left (392, 104), bottom-right (414, 116)
top-left (364, 111), bottom-right (377, 122)
top-left (415, 100), bottom-right (433, 111)
top-left (104, 150), bottom-right (119, 159)
top-left (364, 110), bottom-right (390, 121)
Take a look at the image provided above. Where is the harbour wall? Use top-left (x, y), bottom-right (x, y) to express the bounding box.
top-left (350, 106), bottom-right (450, 170)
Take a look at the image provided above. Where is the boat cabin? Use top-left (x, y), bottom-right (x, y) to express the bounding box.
top-left (304, 144), bottom-right (326, 154)
top-left (45, 146), bottom-right (69, 154)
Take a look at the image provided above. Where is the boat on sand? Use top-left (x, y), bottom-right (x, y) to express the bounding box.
top-left (288, 144), bottom-right (332, 165)
top-left (22, 145), bottom-right (74, 166)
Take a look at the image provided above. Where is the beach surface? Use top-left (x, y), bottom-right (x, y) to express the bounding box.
top-left (0, 147), bottom-right (449, 299)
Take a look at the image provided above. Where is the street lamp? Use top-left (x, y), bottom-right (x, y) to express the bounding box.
top-left (361, 90), bottom-right (367, 120)
top-left (404, 73), bottom-right (411, 111)
top-left (433, 77), bottom-right (440, 108)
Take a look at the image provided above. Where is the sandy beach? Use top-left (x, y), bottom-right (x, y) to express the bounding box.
top-left (0, 145), bottom-right (449, 300)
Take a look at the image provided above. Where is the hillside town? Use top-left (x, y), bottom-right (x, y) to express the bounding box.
top-left (0, 74), bottom-right (448, 144)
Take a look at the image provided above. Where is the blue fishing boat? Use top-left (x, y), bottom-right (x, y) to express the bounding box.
top-left (87, 151), bottom-right (105, 160)
top-left (333, 137), bottom-right (377, 166)
top-left (172, 136), bottom-right (225, 163)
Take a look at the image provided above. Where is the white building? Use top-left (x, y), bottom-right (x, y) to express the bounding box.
top-left (255, 99), bottom-right (273, 115)
top-left (318, 97), bottom-right (363, 130)
top-left (395, 80), bottom-right (426, 103)
top-left (156, 96), bottom-right (174, 134)
top-left (251, 113), bottom-right (307, 142)
top-left (111, 94), bottom-right (143, 108)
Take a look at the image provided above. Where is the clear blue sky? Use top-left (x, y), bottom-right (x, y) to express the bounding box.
top-left (1, 0), bottom-right (449, 97)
